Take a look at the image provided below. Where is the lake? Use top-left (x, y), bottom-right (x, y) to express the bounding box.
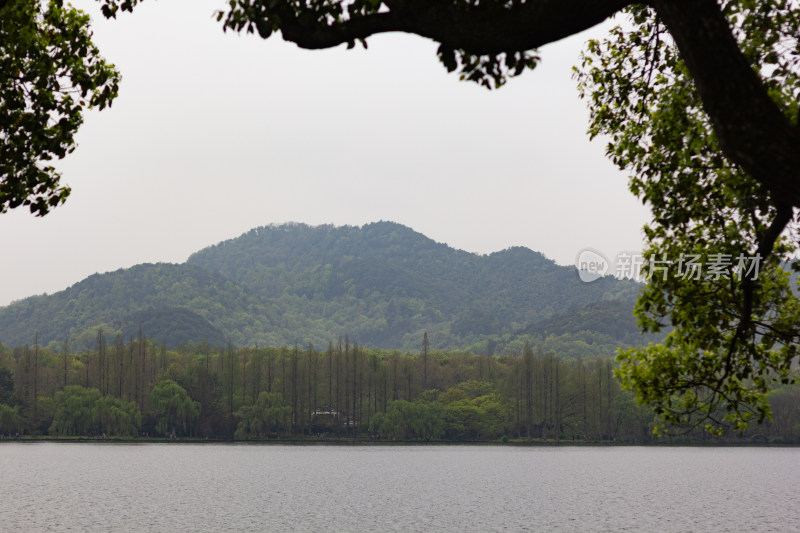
top-left (0, 444), bottom-right (797, 532)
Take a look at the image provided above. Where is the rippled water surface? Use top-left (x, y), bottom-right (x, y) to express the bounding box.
top-left (1, 444), bottom-right (798, 532)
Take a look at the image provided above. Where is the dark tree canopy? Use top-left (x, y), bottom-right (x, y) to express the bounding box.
top-left (0, 0), bottom-right (120, 215)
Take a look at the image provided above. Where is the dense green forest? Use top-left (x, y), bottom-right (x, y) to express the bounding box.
top-left (0, 222), bottom-right (646, 353)
top-left (1, 334), bottom-right (797, 443)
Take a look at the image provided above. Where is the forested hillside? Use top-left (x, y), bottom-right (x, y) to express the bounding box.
top-left (0, 263), bottom-right (278, 350)
top-left (185, 222), bottom-right (641, 349)
top-left (524, 298), bottom-right (667, 346)
top-left (0, 222), bottom-right (642, 352)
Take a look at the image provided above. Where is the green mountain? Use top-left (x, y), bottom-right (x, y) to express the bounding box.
top-left (0, 221), bottom-right (645, 352)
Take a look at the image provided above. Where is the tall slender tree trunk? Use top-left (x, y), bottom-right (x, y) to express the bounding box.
top-left (62, 335), bottom-right (70, 389)
top-left (392, 354), bottom-right (398, 402)
top-left (554, 357), bottom-right (560, 442)
top-left (254, 344), bottom-right (261, 403)
top-left (328, 342), bottom-right (333, 413)
top-left (33, 333), bottom-right (39, 421)
top-left (422, 332), bottom-right (429, 389)
top-left (291, 344), bottom-right (299, 433)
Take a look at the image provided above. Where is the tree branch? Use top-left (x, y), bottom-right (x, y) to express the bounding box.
top-left (265, 0), bottom-right (800, 207)
top-left (278, 13), bottom-right (402, 49)
top-left (653, 0), bottom-right (800, 207)
top-left (722, 201), bottom-right (793, 383)
top-left (275, 0), bottom-right (632, 53)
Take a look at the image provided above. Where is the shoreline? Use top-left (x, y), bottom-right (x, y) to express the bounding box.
top-left (2, 436), bottom-right (797, 447)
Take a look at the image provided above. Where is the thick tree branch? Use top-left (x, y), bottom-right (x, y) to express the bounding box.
top-left (653, 0), bottom-right (800, 207)
top-left (279, 0), bottom-right (632, 53)
top-left (278, 13), bottom-right (402, 48)
top-left (269, 0), bottom-right (800, 206)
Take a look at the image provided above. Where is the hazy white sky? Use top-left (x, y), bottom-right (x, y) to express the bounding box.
top-left (0, 0), bottom-right (649, 307)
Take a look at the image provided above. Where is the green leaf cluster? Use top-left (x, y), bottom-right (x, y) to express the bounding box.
top-left (234, 391), bottom-right (290, 439)
top-left (370, 399), bottom-right (445, 441)
top-left (50, 385), bottom-right (140, 436)
top-left (0, 402), bottom-right (21, 433)
top-left (0, 0), bottom-right (120, 215)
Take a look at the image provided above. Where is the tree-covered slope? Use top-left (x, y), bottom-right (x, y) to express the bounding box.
top-left (186, 221), bottom-right (638, 348)
top-left (0, 263), bottom-right (278, 349)
top-left (523, 297), bottom-right (665, 346)
top-left (119, 307), bottom-right (228, 349)
top-left (0, 221), bottom-right (642, 351)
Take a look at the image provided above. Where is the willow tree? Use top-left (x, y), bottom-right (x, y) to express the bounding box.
top-left (234, 391), bottom-right (290, 439)
top-left (149, 379), bottom-right (200, 437)
top-left (97, 0), bottom-right (800, 431)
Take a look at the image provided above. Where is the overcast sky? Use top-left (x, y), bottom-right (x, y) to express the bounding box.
top-left (0, 0), bottom-right (649, 307)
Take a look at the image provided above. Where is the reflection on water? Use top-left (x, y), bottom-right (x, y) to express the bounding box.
top-left (0, 444), bottom-right (797, 532)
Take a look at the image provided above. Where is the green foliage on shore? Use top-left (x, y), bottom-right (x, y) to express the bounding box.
top-left (50, 385), bottom-right (139, 437)
top-left (234, 392), bottom-right (290, 440)
top-left (149, 379), bottom-right (200, 437)
top-left (0, 335), bottom-right (797, 443)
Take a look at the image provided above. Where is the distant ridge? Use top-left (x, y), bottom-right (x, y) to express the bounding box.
top-left (0, 221), bottom-right (643, 353)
